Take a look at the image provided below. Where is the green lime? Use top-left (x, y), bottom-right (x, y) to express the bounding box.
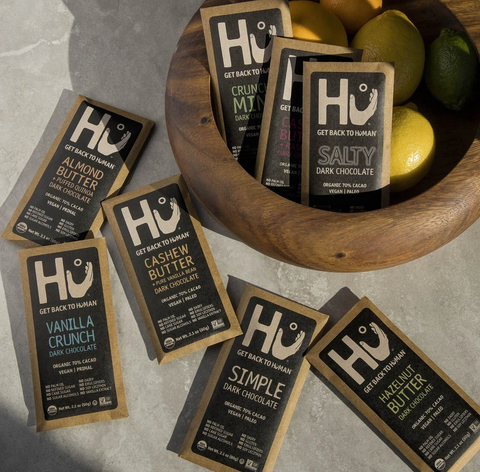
top-left (425, 28), bottom-right (479, 111)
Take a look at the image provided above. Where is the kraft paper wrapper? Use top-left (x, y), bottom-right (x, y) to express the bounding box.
top-left (102, 174), bottom-right (242, 364)
top-left (2, 95), bottom-right (155, 247)
top-left (201, 0), bottom-right (293, 141)
top-left (179, 284), bottom-right (329, 472)
top-left (306, 297), bottom-right (480, 472)
top-left (301, 62), bottom-right (394, 209)
top-left (18, 238), bottom-right (128, 432)
top-left (255, 36), bottom-right (363, 182)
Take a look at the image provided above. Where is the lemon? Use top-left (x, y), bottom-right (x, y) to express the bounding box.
top-left (321, 0), bottom-right (382, 36)
top-left (425, 28), bottom-right (480, 111)
top-left (390, 106), bottom-right (435, 193)
top-left (289, 1), bottom-right (348, 47)
top-left (351, 10), bottom-right (425, 105)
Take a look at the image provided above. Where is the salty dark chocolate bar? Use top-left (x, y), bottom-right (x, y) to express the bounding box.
top-left (302, 62), bottom-right (394, 212)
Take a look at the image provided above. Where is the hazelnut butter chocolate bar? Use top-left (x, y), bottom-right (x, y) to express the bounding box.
top-left (2, 95), bottom-right (154, 247)
top-left (255, 36), bottom-right (362, 203)
top-left (102, 174), bottom-right (241, 364)
top-left (201, 0), bottom-right (292, 175)
top-left (302, 62), bottom-right (394, 212)
top-left (179, 284), bottom-right (328, 472)
top-left (18, 238), bottom-right (128, 432)
top-left (306, 297), bottom-right (480, 472)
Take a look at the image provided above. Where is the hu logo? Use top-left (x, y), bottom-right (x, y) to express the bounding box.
top-left (283, 55), bottom-right (318, 102)
top-left (70, 105), bottom-right (132, 156)
top-left (122, 197), bottom-right (181, 247)
top-left (328, 322), bottom-right (390, 385)
top-left (35, 258), bottom-right (94, 304)
top-left (318, 79), bottom-right (378, 126)
top-left (218, 19), bottom-right (277, 68)
top-left (242, 304), bottom-right (305, 360)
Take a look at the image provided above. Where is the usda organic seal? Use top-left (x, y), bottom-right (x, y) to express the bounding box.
top-left (47, 405), bottom-right (58, 416)
top-left (15, 222), bottom-right (27, 234)
top-left (196, 440), bottom-right (207, 451)
top-left (164, 337), bottom-right (175, 350)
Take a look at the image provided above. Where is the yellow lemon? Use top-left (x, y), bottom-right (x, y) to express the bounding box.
top-left (351, 10), bottom-right (425, 105)
top-left (321, 0), bottom-right (383, 36)
top-left (289, 1), bottom-right (348, 47)
top-left (390, 106), bottom-right (435, 193)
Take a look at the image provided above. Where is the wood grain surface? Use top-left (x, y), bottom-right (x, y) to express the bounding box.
top-left (165, 0), bottom-right (480, 272)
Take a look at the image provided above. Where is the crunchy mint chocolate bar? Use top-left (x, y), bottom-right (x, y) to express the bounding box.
top-left (201, 0), bottom-right (292, 175)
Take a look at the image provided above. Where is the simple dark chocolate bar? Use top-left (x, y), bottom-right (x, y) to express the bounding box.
top-left (255, 36), bottom-right (362, 202)
top-left (2, 95), bottom-right (154, 247)
top-left (201, 0), bottom-right (292, 176)
top-left (102, 174), bottom-right (241, 364)
top-left (302, 62), bottom-right (394, 212)
top-left (18, 238), bottom-right (128, 432)
top-left (180, 284), bottom-right (328, 472)
top-left (307, 297), bottom-right (480, 471)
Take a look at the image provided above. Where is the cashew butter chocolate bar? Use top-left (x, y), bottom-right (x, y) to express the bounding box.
top-left (180, 285), bottom-right (328, 472)
top-left (307, 297), bottom-right (480, 471)
top-left (2, 95), bottom-right (154, 247)
top-left (201, 0), bottom-right (292, 175)
top-left (255, 36), bottom-right (362, 202)
top-left (302, 62), bottom-right (394, 212)
top-left (102, 174), bottom-right (241, 364)
top-left (18, 238), bottom-right (128, 432)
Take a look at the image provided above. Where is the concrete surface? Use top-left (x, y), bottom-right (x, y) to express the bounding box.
top-left (0, 1), bottom-right (479, 471)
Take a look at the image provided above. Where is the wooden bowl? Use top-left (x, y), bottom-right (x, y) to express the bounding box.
top-left (166, 0), bottom-right (480, 272)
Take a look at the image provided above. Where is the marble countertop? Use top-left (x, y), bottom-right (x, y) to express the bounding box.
top-left (0, 1), bottom-right (479, 471)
